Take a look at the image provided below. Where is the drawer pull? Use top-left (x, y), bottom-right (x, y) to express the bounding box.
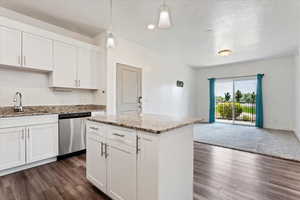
top-left (90, 126), bottom-right (99, 131)
top-left (113, 133), bottom-right (125, 138)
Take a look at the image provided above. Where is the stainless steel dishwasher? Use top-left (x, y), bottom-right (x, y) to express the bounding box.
top-left (58, 112), bottom-right (91, 156)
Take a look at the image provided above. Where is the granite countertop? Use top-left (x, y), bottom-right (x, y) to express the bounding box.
top-left (0, 105), bottom-right (106, 118)
top-left (87, 114), bottom-right (203, 134)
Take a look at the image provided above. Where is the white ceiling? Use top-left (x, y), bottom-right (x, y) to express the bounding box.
top-left (1, 0), bottom-right (300, 67)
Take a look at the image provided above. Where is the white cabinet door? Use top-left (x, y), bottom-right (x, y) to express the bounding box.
top-left (107, 143), bottom-right (137, 200)
top-left (86, 136), bottom-right (107, 193)
top-left (137, 135), bottom-right (158, 200)
top-left (0, 26), bottom-right (22, 67)
top-left (52, 41), bottom-right (77, 88)
top-left (77, 48), bottom-right (96, 89)
top-left (0, 127), bottom-right (26, 171)
top-left (22, 32), bottom-right (53, 71)
top-left (93, 49), bottom-right (106, 91)
top-left (26, 123), bottom-right (58, 163)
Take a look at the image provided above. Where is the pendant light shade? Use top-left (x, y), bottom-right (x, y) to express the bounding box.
top-left (158, 3), bottom-right (172, 29)
top-left (106, 32), bottom-right (116, 48)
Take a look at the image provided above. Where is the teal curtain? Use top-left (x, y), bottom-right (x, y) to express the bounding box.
top-left (256, 74), bottom-right (264, 128)
top-left (209, 78), bottom-right (216, 123)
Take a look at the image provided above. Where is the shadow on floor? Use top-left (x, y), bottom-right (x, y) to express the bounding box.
top-left (194, 123), bottom-right (300, 161)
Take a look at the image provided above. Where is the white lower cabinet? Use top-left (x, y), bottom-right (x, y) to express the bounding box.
top-left (26, 123), bottom-right (58, 163)
top-left (86, 136), bottom-right (107, 192)
top-left (86, 122), bottom-right (138, 200)
top-left (0, 127), bottom-right (26, 171)
top-left (107, 144), bottom-right (137, 200)
top-left (0, 115), bottom-right (58, 175)
top-left (137, 135), bottom-right (158, 200)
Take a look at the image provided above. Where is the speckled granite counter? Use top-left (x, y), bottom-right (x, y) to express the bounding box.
top-left (0, 105), bottom-right (106, 118)
top-left (87, 114), bottom-right (202, 134)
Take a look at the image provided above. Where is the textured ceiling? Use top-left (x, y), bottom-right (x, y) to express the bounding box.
top-left (0, 0), bottom-right (299, 67)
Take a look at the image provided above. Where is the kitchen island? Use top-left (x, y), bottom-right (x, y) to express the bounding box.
top-left (85, 114), bottom-right (202, 200)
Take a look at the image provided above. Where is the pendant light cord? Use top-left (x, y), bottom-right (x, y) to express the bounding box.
top-left (109, 0), bottom-right (113, 30)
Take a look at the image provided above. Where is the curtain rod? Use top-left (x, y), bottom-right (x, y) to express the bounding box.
top-left (208, 74), bottom-right (264, 80)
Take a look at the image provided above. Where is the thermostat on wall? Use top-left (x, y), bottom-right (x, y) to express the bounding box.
top-left (176, 80), bottom-right (184, 87)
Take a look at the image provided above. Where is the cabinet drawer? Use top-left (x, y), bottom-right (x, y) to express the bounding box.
top-left (108, 126), bottom-right (137, 147)
top-left (0, 115), bottom-right (58, 129)
top-left (86, 122), bottom-right (106, 141)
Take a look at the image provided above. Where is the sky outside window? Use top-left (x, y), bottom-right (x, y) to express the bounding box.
top-left (216, 79), bottom-right (257, 97)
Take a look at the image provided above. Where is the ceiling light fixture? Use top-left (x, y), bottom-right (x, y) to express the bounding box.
top-left (158, 0), bottom-right (172, 29)
top-left (106, 0), bottom-right (116, 48)
top-left (218, 49), bottom-right (232, 56)
top-left (147, 24), bottom-right (156, 30)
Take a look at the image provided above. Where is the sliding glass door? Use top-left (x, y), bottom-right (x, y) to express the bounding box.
top-left (215, 78), bottom-right (256, 126)
top-left (215, 80), bottom-right (234, 124)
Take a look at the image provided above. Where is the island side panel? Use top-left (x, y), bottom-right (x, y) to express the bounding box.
top-left (158, 125), bottom-right (194, 200)
top-left (137, 125), bottom-right (194, 200)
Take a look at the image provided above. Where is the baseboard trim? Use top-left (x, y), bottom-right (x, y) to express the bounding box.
top-left (0, 157), bottom-right (57, 176)
top-left (264, 127), bottom-right (294, 133)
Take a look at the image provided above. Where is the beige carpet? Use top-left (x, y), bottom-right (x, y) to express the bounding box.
top-left (194, 123), bottom-right (300, 161)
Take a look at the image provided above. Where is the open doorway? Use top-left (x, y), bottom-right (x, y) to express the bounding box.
top-left (215, 78), bottom-right (257, 126)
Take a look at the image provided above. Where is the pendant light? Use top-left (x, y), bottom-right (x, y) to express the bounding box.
top-left (158, 0), bottom-right (172, 29)
top-left (107, 0), bottom-right (116, 48)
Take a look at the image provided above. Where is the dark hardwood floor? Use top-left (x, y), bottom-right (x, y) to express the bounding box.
top-left (1, 142), bottom-right (300, 200)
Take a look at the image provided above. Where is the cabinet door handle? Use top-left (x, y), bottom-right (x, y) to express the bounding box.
top-left (105, 143), bottom-right (109, 158)
top-left (18, 56), bottom-right (21, 65)
top-left (79, 80), bottom-right (81, 87)
top-left (90, 126), bottom-right (99, 131)
top-left (112, 133), bottom-right (125, 138)
top-left (23, 56), bottom-right (26, 66)
top-left (21, 129), bottom-right (25, 140)
top-left (27, 128), bottom-right (30, 139)
top-left (101, 142), bottom-right (104, 156)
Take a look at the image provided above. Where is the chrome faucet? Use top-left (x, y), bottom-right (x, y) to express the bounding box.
top-left (13, 92), bottom-right (23, 112)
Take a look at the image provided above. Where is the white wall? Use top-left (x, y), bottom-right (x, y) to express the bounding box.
top-left (0, 68), bottom-right (98, 106)
top-left (294, 50), bottom-right (300, 139)
top-left (195, 56), bottom-right (295, 131)
top-left (105, 36), bottom-right (196, 117)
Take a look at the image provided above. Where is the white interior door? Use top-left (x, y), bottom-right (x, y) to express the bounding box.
top-left (22, 32), bottom-right (53, 71)
top-left (0, 127), bottom-right (26, 170)
top-left (0, 26), bottom-right (22, 67)
top-left (26, 123), bottom-right (58, 163)
top-left (117, 64), bottom-right (142, 114)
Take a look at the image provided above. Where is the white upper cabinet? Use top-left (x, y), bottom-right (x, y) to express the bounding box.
top-left (0, 26), bottom-right (22, 67)
top-left (77, 48), bottom-right (96, 89)
top-left (51, 41), bottom-right (77, 88)
top-left (51, 44), bottom-right (100, 90)
top-left (0, 17), bottom-right (103, 90)
top-left (22, 32), bottom-right (53, 71)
